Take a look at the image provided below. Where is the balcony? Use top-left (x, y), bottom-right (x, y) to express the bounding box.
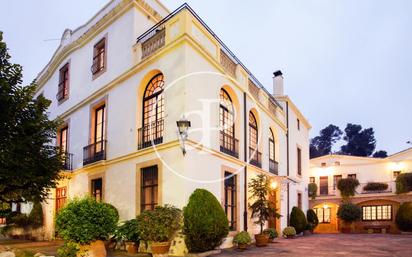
top-left (138, 119), bottom-right (164, 150)
top-left (63, 153), bottom-right (74, 171)
top-left (219, 131), bottom-right (239, 158)
top-left (269, 159), bottom-right (278, 175)
top-left (83, 140), bottom-right (107, 165)
top-left (141, 28), bottom-right (165, 59)
top-left (249, 147), bottom-right (262, 168)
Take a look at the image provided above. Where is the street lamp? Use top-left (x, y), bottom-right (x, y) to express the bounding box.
top-left (176, 116), bottom-right (191, 155)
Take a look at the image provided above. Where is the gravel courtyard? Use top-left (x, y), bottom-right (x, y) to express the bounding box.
top-left (220, 234), bottom-right (412, 257)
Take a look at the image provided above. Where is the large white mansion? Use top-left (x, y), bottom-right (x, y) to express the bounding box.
top-left (31, 0), bottom-right (310, 241)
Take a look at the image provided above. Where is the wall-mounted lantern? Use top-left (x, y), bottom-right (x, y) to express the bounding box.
top-left (176, 116), bottom-right (191, 155)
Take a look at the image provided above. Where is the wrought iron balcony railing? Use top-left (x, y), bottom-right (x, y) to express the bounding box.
top-left (83, 140), bottom-right (107, 165)
top-left (138, 119), bottom-right (164, 150)
top-left (56, 81), bottom-right (68, 101)
top-left (219, 131), bottom-right (239, 158)
top-left (269, 159), bottom-right (278, 175)
top-left (91, 52), bottom-right (105, 75)
top-left (63, 153), bottom-right (74, 171)
top-left (249, 147), bottom-right (262, 168)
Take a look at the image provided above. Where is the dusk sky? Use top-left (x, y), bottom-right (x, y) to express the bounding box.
top-left (1, 0), bottom-right (411, 155)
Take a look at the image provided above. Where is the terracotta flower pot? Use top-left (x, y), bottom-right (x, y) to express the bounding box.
top-left (268, 238), bottom-right (276, 243)
top-left (237, 243), bottom-right (248, 250)
top-left (78, 240), bottom-right (106, 257)
top-left (254, 234), bottom-right (269, 247)
top-left (151, 241), bottom-right (171, 254)
top-left (286, 235), bottom-right (295, 239)
top-left (125, 241), bottom-right (138, 254)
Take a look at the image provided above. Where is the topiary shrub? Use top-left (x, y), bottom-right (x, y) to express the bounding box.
top-left (183, 189), bottom-right (229, 253)
top-left (363, 182), bottom-right (388, 192)
top-left (396, 173), bottom-right (412, 194)
top-left (337, 202), bottom-right (361, 223)
top-left (396, 202), bottom-right (412, 232)
top-left (55, 197), bottom-right (119, 244)
top-left (308, 183), bottom-right (317, 200)
top-left (232, 231), bottom-right (252, 245)
top-left (337, 178), bottom-right (359, 199)
top-left (282, 226), bottom-right (296, 237)
top-left (289, 206), bottom-right (307, 234)
top-left (28, 202), bottom-right (43, 228)
top-left (137, 205), bottom-right (182, 242)
top-left (306, 209), bottom-right (319, 231)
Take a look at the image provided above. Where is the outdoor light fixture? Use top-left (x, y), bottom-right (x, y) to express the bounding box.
top-left (270, 181), bottom-right (278, 190)
top-left (176, 116), bottom-right (191, 155)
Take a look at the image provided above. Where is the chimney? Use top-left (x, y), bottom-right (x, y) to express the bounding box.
top-left (273, 70), bottom-right (284, 96)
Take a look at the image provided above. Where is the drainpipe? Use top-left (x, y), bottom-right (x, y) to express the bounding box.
top-left (243, 92), bottom-right (248, 231)
top-left (286, 101), bottom-right (290, 226)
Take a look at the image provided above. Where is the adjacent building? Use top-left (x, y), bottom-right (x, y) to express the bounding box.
top-left (32, 0), bottom-right (310, 241)
top-left (309, 148), bottom-right (412, 233)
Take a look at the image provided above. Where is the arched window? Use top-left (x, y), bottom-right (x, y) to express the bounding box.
top-left (249, 111), bottom-right (261, 167)
top-left (219, 89), bottom-right (238, 157)
top-left (269, 129), bottom-right (278, 174)
top-left (140, 73), bottom-right (164, 149)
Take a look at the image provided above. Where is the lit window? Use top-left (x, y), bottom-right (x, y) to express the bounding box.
top-left (314, 207), bottom-right (331, 223)
top-left (362, 205), bottom-right (392, 221)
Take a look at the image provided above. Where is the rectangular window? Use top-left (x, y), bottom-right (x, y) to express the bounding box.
top-left (297, 147), bottom-right (302, 176)
top-left (57, 63), bottom-right (69, 101)
top-left (348, 174), bottom-right (356, 179)
top-left (319, 176), bottom-right (328, 195)
top-left (56, 187), bottom-right (67, 213)
top-left (297, 118), bottom-right (300, 130)
top-left (314, 208), bottom-right (331, 223)
top-left (393, 171), bottom-right (401, 179)
top-left (297, 192), bottom-right (302, 209)
top-left (91, 178), bottom-right (103, 202)
top-left (309, 177), bottom-right (315, 183)
top-left (333, 175), bottom-right (342, 190)
top-left (59, 126), bottom-right (68, 153)
top-left (224, 172), bottom-right (237, 231)
top-left (362, 205), bottom-right (392, 221)
top-left (93, 104), bottom-right (106, 154)
top-left (321, 162), bottom-right (327, 167)
top-left (141, 166), bottom-right (158, 211)
top-left (92, 38), bottom-right (106, 75)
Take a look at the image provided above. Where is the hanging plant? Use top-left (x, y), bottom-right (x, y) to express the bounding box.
top-left (337, 178), bottom-right (359, 199)
top-left (308, 183), bottom-right (317, 200)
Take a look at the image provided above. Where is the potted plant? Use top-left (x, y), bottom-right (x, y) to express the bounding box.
top-left (115, 219), bottom-right (139, 254)
top-left (306, 209), bottom-right (319, 233)
top-left (282, 226), bottom-right (296, 239)
top-left (137, 205), bottom-right (182, 254)
top-left (396, 173), bottom-right (412, 194)
top-left (55, 197), bottom-right (119, 257)
top-left (232, 231), bottom-right (252, 250)
top-left (337, 178), bottom-right (359, 200)
top-left (248, 174), bottom-right (281, 247)
top-left (337, 202), bottom-right (361, 233)
top-left (363, 182), bottom-right (388, 192)
top-left (395, 202), bottom-right (412, 233)
top-left (308, 183), bottom-right (317, 200)
top-left (263, 228), bottom-right (278, 243)
top-left (289, 207), bottom-right (307, 235)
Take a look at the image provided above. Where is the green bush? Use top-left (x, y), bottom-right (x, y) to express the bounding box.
top-left (183, 189), bottom-right (229, 253)
top-left (137, 205), bottom-right (181, 242)
top-left (308, 183), bottom-right (317, 200)
top-left (306, 209), bottom-right (319, 231)
top-left (57, 242), bottom-right (79, 257)
top-left (232, 231), bottom-right (252, 245)
top-left (28, 202), bottom-right (43, 228)
top-left (263, 228), bottom-right (278, 239)
top-left (396, 173), bottom-right (412, 194)
top-left (55, 197), bottom-right (119, 244)
top-left (395, 202), bottom-right (412, 232)
top-left (363, 182), bottom-right (388, 192)
top-left (289, 207), bottom-right (307, 234)
top-left (282, 226), bottom-right (296, 237)
top-left (115, 218), bottom-right (140, 242)
top-left (337, 178), bottom-right (359, 199)
top-left (7, 212), bottom-right (30, 227)
top-left (337, 202), bottom-right (361, 223)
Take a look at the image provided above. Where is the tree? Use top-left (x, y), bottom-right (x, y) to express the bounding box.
top-left (310, 124), bottom-right (342, 158)
top-left (340, 123), bottom-right (376, 157)
top-left (0, 31), bottom-right (63, 204)
top-left (372, 150), bottom-right (388, 158)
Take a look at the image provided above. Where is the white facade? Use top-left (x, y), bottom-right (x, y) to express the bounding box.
top-left (33, 0), bottom-right (311, 241)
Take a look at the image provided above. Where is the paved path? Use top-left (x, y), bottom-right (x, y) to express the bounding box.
top-left (220, 234), bottom-right (412, 257)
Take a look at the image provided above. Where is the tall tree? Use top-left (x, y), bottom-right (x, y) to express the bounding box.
top-left (340, 123), bottom-right (376, 157)
top-left (372, 150), bottom-right (388, 158)
top-left (0, 32), bottom-right (63, 204)
top-left (310, 124), bottom-right (342, 158)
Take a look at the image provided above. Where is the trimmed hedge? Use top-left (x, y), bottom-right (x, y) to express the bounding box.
top-left (55, 197), bottom-right (119, 244)
top-left (395, 202), bottom-right (412, 232)
top-left (183, 189), bottom-right (229, 253)
top-left (337, 178), bottom-right (359, 199)
top-left (337, 202), bottom-right (361, 223)
top-left (363, 182), bottom-right (388, 192)
top-left (306, 209), bottom-right (319, 231)
top-left (289, 207), bottom-right (307, 234)
top-left (396, 173), bottom-right (412, 194)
